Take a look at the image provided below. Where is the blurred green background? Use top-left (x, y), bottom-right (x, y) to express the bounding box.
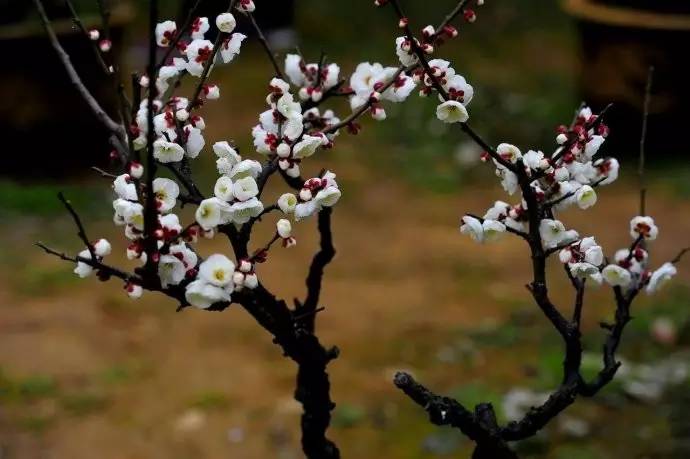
top-left (1, 1), bottom-right (690, 458)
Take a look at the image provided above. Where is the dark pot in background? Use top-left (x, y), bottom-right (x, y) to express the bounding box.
top-left (0, 1), bottom-right (133, 178)
top-left (563, 0), bottom-right (690, 158)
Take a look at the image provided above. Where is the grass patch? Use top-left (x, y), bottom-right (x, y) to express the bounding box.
top-left (189, 391), bottom-right (231, 411)
top-left (0, 370), bottom-right (59, 403)
top-left (61, 392), bottom-right (109, 416)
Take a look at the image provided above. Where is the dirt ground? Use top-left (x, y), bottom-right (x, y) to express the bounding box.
top-left (2, 144), bottom-right (690, 458)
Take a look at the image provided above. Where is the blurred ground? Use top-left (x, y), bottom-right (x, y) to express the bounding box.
top-left (2, 1), bottom-right (690, 458)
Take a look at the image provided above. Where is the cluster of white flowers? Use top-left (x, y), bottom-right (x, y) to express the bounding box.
top-left (458, 105), bottom-right (678, 297)
top-left (348, 63), bottom-right (416, 120)
top-left (599, 216), bottom-right (676, 294)
top-left (284, 54), bottom-right (341, 103)
top-left (91, 7), bottom-right (355, 308)
top-left (252, 77), bottom-right (337, 176)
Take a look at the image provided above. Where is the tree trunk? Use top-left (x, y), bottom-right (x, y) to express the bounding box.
top-left (296, 351), bottom-right (340, 458)
top-left (471, 442), bottom-right (518, 459)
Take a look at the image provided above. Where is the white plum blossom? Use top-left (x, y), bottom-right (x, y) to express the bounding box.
top-left (569, 262), bottom-right (601, 281)
top-left (114, 200), bottom-right (144, 230)
top-left (215, 13), bottom-right (236, 33)
top-left (74, 249), bottom-right (94, 278)
top-left (593, 158), bottom-right (619, 185)
top-left (219, 33), bottom-right (246, 63)
top-left (276, 93), bottom-right (304, 140)
top-left (231, 198), bottom-right (264, 224)
top-left (584, 135), bottom-right (605, 159)
top-left (93, 239), bottom-right (112, 257)
top-left (436, 100), bottom-right (469, 124)
top-left (237, 0), bottom-right (255, 12)
top-left (540, 219), bottom-right (578, 249)
top-left (278, 193), bottom-right (297, 214)
top-left (575, 185), bottom-right (597, 209)
top-left (184, 126), bottom-right (205, 158)
top-left (460, 216), bottom-right (506, 243)
top-left (185, 279), bottom-right (231, 309)
top-left (214, 176), bottom-right (234, 201)
top-left (482, 219), bottom-right (507, 242)
top-left (646, 263), bottom-right (677, 294)
top-left (497, 144), bottom-right (522, 164)
top-left (199, 254), bottom-right (235, 287)
top-left (153, 139), bottom-right (185, 163)
top-left (602, 264), bottom-right (632, 287)
top-left (228, 160), bottom-right (262, 180)
top-left (160, 213), bottom-right (182, 237)
top-left (292, 135), bottom-right (322, 159)
top-left (204, 84), bottom-right (220, 100)
top-left (277, 219), bottom-right (292, 238)
top-left (292, 173), bottom-right (341, 220)
top-left (313, 185), bottom-right (341, 208)
top-left (395, 36), bottom-right (419, 66)
top-left (523, 150), bottom-right (547, 171)
top-left (630, 216), bottom-right (659, 241)
top-left (185, 39), bottom-right (214, 76)
top-left (113, 174), bottom-right (137, 200)
top-left (155, 20), bottom-right (176, 47)
top-left (460, 216), bottom-right (484, 242)
top-left (128, 161), bottom-right (144, 179)
top-left (233, 176), bottom-right (259, 202)
top-left (126, 283), bottom-right (143, 299)
top-left (190, 17), bottom-right (210, 40)
top-left (196, 197), bottom-right (232, 230)
top-left (170, 242), bottom-right (198, 271)
top-left (243, 272), bottom-right (259, 289)
top-left (158, 254), bottom-right (186, 288)
top-left (156, 65), bottom-right (179, 93)
top-left (285, 54), bottom-right (305, 87)
top-left (153, 178), bottom-right (179, 213)
top-left (496, 166), bottom-right (519, 196)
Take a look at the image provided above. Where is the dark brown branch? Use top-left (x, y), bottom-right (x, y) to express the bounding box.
top-left (297, 208), bottom-right (335, 332)
top-left (91, 166), bottom-right (117, 178)
top-left (33, 0), bottom-right (124, 138)
top-left (388, 0), bottom-right (514, 172)
top-left (234, 286), bottom-right (340, 458)
top-left (639, 66), bottom-right (654, 215)
top-left (671, 247), bottom-right (690, 264)
top-left (64, 0), bottom-right (111, 74)
top-left (57, 192), bottom-right (96, 260)
top-left (143, 0), bottom-right (160, 276)
top-left (188, 0), bottom-right (237, 110)
top-left (322, 66), bottom-right (406, 134)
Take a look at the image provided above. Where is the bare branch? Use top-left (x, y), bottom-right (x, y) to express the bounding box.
top-left (64, 0), bottom-right (111, 74)
top-left (188, 1), bottom-right (238, 110)
top-left (57, 192), bottom-right (96, 260)
top-left (32, 0), bottom-right (124, 138)
top-left (639, 66), bottom-right (654, 215)
top-left (298, 208), bottom-right (336, 332)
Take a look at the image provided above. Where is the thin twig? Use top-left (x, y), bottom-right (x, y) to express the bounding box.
top-left (671, 247), bottom-right (690, 264)
top-left (64, 0), bottom-right (110, 74)
top-left (92, 166), bottom-right (117, 178)
top-left (299, 208), bottom-right (336, 332)
top-left (188, 0), bottom-right (237, 110)
top-left (639, 66), bottom-right (654, 216)
top-left (33, 0), bottom-right (124, 137)
top-left (143, 0), bottom-right (160, 273)
top-left (57, 192), bottom-right (95, 260)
